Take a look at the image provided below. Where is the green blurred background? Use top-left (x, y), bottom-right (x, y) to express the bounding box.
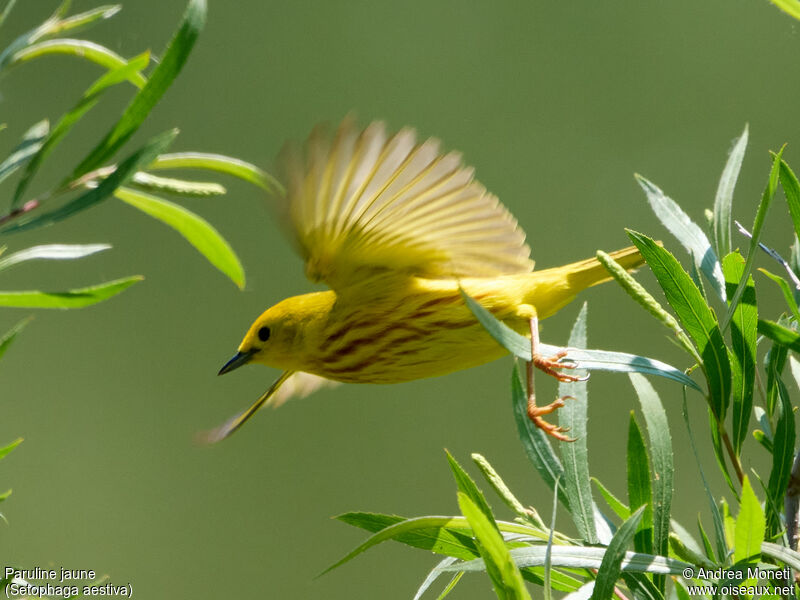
top-left (0, 0), bottom-right (797, 597)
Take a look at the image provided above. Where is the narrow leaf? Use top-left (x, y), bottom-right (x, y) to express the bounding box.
top-left (757, 319), bottom-right (800, 353)
top-left (445, 451), bottom-right (496, 530)
top-left (683, 393), bottom-right (727, 561)
top-left (511, 363), bottom-right (569, 509)
top-left (767, 377), bottom-right (795, 536)
top-left (629, 373), bottom-right (673, 568)
top-left (722, 253), bottom-right (757, 455)
top-left (336, 512), bottom-right (478, 560)
top-left (0, 317), bottom-right (31, 361)
top-left (72, 0), bottom-right (206, 177)
top-left (131, 171), bottom-right (224, 196)
top-left (713, 125), bottom-right (748, 258)
top-left (734, 476), bottom-right (765, 563)
top-left (636, 174), bottom-right (726, 301)
top-left (627, 412), bottom-right (653, 555)
top-left (0, 437), bottom-right (22, 460)
top-left (593, 507), bottom-right (646, 600)
top-left (760, 268), bottom-right (800, 322)
top-left (9, 39), bottom-right (146, 88)
top-left (463, 289), bottom-right (701, 391)
top-left (0, 276), bottom-right (142, 308)
top-left (414, 557), bottom-right (461, 600)
top-left (11, 52), bottom-right (151, 207)
top-left (114, 186), bottom-right (244, 288)
top-left (458, 492), bottom-right (532, 600)
top-left (0, 119), bottom-right (48, 186)
top-left (597, 249), bottom-right (699, 362)
top-left (558, 303), bottom-right (596, 543)
top-left (443, 542), bottom-right (689, 576)
top-left (150, 152), bottom-right (283, 194)
top-left (770, 0), bottom-right (800, 20)
top-left (3, 129), bottom-right (177, 233)
top-left (722, 147), bottom-right (784, 331)
top-left (627, 230), bottom-right (730, 417)
top-left (0, 244), bottom-right (109, 272)
top-left (592, 478), bottom-right (630, 521)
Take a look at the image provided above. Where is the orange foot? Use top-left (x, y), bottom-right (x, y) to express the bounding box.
top-left (528, 396), bottom-right (576, 442)
top-left (532, 350), bottom-right (589, 383)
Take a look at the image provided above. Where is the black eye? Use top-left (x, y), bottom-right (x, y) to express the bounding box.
top-left (257, 326), bottom-right (271, 342)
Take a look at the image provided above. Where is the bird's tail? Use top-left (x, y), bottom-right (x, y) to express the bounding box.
top-left (523, 245), bottom-right (645, 320)
top-left (564, 245), bottom-right (645, 291)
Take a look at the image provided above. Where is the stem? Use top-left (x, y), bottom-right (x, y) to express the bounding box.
top-left (0, 198), bottom-right (39, 227)
top-left (714, 408), bottom-right (744, 486)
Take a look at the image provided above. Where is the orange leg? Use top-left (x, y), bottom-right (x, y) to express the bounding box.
top-left (525, 316), bottom-right (586, 442)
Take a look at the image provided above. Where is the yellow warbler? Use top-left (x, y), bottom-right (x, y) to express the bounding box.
top-left (212, 117), bottom-right (644, 442)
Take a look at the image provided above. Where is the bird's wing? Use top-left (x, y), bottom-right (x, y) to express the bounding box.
top-left (200, 371), bottom-right (340, 444)
top-left (275, 116), bottom-right (534, 290)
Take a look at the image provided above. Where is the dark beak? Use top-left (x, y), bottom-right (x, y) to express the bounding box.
top-left (218, 349), bottom-right (255, 375)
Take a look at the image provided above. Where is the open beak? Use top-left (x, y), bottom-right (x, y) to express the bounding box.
top-left (218, 349), bottom-right (255, 375)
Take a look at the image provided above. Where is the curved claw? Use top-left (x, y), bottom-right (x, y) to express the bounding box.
top-left (533, 351), bottom-right (589, 383)
top-left (527, 395), bottom-right (577, 442)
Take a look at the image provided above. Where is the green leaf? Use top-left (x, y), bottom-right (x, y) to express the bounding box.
top-left (558, 303), bottom-right (596, 544)
top-left (767, 377), bottom-right (795, 536)
top-left (0, 276), bottom-right (142, 308)
top-left (627, 412), bottom-right (653, 555)
top-left (0, 119), bottom-right (48, 186)
top-left (9, 39), bottom-right (146, 88)
top-left (591, 507), bottom-right (646, 600)
top-left (592, 478), bottom-right (630, 521)
top-left (445, 451), bottom-right (496, 529)
top-left (457, 492), bottom-right (532, 600)
top-left (0, 437), bottom-right (22, 460)
top-left (627, 230), bottom-right (730, 417)
top-left (621, 573), bottom-right (665, 600)
top-left (734, 477), bottom-right (765, 563)
top-left (629, 373), bottom-right (673, 571)
top-left (760, 542), bottom-right (800, 571)
top-left (335, 512), bottom-right (478, 560)
top-left (11, 51), bottom-right (151, 208)
top-left (683, 393), bottom-right (727, 561)
top-left (696, 516), bottom-right (716, 563)
top-left (0, 0), bottom-right (16, 30)
top-left (443, 542), bottom-right (689, 576)
top-left (414, 557), bottom-right (462, 600)
top-left (668, 533), bottom-right (715, 569)
top-left (3, 129), bottom-right (177, 233)
top-left (780, 157), bottom-right (800, 246)
top-left (757, 319), bottom-right (800, 353)
top-left (597, 250), bottom-right (699, 362)
top-left (635, 174), bottom-right (726, 302)
top-left (130, 171), bottom-right (224, 196)
top-left (114, 186), bottom-right (244, 288)
top-left (72, 0), bottom-right (206, 178)
top-left (722, 147), bottom-right (784, 331)
top-left (149, 152), bottom-right (283, 194)
top-left (0, 244), bottom-right (109, 272)
top-left (0, 2), bottom-right (67, 73)
top-left (770, 0), bottom-right (800, 20)
top-left (0, 317), bottom-right (31, 361)
top-left (713, 125), bottom-right (748, 258)
top-left (511, 363), bottom-right (569, 509)
top-left (760, 268), bottom-right (800, 322)
top-left (722, 253), bottom-right (757, 455)
top-left (462, 289), bottom-right (701, 391)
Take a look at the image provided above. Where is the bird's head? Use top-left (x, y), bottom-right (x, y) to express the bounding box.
top-left (218, 292), bottom-right (333, 375)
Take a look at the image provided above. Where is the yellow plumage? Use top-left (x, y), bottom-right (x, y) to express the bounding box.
top-left (211, 117), bottom-right (644, 442)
